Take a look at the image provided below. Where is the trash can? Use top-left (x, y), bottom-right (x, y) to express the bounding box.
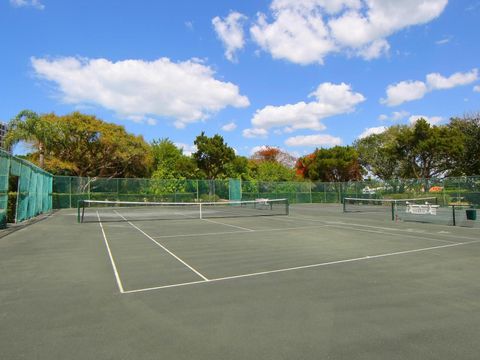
top-left (466, 209), bottom-right (477, 221)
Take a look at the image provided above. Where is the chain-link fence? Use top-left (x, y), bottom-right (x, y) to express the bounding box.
top-left (0, 149), bottom-right (53, 226)
top-left (52, 175), bottom-right (480, 209)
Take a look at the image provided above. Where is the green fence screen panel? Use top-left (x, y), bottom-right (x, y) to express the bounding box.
top-left (0, 149), bottom-right (53, 224)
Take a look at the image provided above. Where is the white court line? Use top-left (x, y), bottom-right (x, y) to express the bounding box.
top-left (151, 224), bottom-right (335, 239)
top-left (97, 211), bottom-right (125, 294)
top-left (113, 210), bottom-right (209, 281)
top-left (201, 218), bottom-right (254, 232)
top-left (123, 239), bottom-right (480, 294)
top-left (285, 215), bottom-right (460, 244)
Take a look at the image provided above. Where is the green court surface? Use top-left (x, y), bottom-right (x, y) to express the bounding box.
top-left (1, 204), bottom-right (479, 359)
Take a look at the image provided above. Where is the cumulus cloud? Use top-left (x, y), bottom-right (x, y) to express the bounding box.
top-left (243, 128), bottom-right (269, 138)
top-left (10, 0), bottom-right (44, 9)
top-left (382, 69), bottom-right (478, 106)
top-left (358, 126), bottom-right (387, 139)
top-left (285, 134), bottom-right (342, 147)
top-left (248, 0), bottom-right (447, 64)
top-left (381, 81), bottom-right (428, 106)
top-left (408, 115), bottom-right (443, 125)
top-left (31, 56), bottom-right (249, 128)
top-left (379, 110), bottom-right (410, 121)
top-left (244, 82), bottom-right (365, 137)
top-left (426, 69), bottom-right (479, 90)
top-left (221, 122), bottom-right (237, 132)
top-left (212, 12), bottom-right (248, 62)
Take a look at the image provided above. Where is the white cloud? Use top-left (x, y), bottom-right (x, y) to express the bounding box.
top-left (10, 0), bottom-right (44, 9)
top-left (31, 56), bottom-right (249, 128)
top-left (212, 12), bottom-right (248, 62)
top-left (285, 134), bottom-right (342, 147)
top-left (426, 69), bottom-right (479, 90)
top-left (379, 110), bottom-right (410, 121)
top-left (174, 143), bottom-right (197, 156)
top-left (244, 82), bottom-right (365, 137)
top-left (382, 69), bottom-right (479, 106)
top-left (474, 85), bottom-right (480, 92)
top-left (408, 115), bottom-right (443, 125)
top-left (243, 128), bottom-right (269, 138)
top-left (221, 122), bottom-right (237, 132)
top-left (358, 126), bottom-right (387, 139)
top-left (435, 37), bottom-right (451, 45)
top-left (249, 0), bottom-right (447, 64)
top-left (381, 80), bottom-right (428, 106)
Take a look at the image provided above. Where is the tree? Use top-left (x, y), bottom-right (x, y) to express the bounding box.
top-left (297, 146), bottom-right (363, 182)
top-left (354, 126), bottom-right (403, 180)
top-left (225, 156), bottom-right (252, 180)
top-left (9, 111), bottom-right (152, 177)
top-left (5, 110), bottom-right (58, 168)
top-left (151, 138), bottom-right (201, 180)
top-left (449, 113), bottom-right (480, 176)
top-left (251, 146), bottom-right (296, 168)
top-left (252, 160), bottom-right (296, 181)
top-left (193, 132), bottom-right (235, 179)
top-left (395, 119), bottom-right (464, 179)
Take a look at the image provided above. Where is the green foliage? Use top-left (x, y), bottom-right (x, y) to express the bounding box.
top-left (6, 110), bottom-right (59, 168)
top-left (298, 146), bottom-right (363, 182)
top-left (355, 119), bottom-right (465, 180)
top-left (193, 132), bottom-right (236, 179)
top-left (354, 126), bottom-right (403, 180)
top-left (8, 111), bottom-right (152, 177)
top-left (250, 160), bottom-right (296, 181)
top-left (449, 113), bottom-right (480, 176)
top-left (151, 138), bottom-right (200, 179)
top-left (225, 156), bottom-right (252, 180)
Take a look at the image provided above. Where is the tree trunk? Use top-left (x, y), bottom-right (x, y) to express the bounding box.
top-left (38, 142), bottom-right (45, 169)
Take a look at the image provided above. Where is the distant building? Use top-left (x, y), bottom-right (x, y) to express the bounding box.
top-left (0, 122), bottom-right (9, 152)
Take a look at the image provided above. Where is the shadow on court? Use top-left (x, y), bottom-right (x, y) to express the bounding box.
top-left (1, 204), bottom-right (479, 359)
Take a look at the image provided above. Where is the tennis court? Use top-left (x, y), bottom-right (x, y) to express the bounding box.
top-left (1, 202), bottom-right (480, 359)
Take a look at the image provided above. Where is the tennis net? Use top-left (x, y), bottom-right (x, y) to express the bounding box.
top-left (78, 198), bottom-right (289, 223)
top-left (343, 197), bottom-right (438, 220)
top-left (395, 203), bottom-right (478, 227)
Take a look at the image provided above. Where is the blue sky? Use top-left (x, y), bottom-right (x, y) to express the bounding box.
top-left (1, 0), bottom-right (479, 157)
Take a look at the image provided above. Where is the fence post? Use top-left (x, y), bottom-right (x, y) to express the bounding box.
top-left (309, 181), bottom-right (312, 203)
top-left (69, 176), bottom-right (72, 208)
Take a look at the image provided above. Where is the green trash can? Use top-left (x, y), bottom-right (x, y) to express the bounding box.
top-left (466, 209), bottom-right (477, 221)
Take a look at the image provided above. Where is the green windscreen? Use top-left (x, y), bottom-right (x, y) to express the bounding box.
top-left (0, 149), bottom-right (53, 224)
top-left (229, 179), bottom-right (242, 201)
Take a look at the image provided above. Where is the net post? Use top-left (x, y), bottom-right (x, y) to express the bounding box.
top-left (199, 203), bottom-right (203, 219)
top-left (286, 198), bottom-right (289, 215)
top-left (391, 201), bottom-right (395, 221)
top-left (343, 198), bottom-right (346, 213)
top-left (77, 200), bottom-right (82, 223)
top-left (452, 205), bottom-right (456, 226)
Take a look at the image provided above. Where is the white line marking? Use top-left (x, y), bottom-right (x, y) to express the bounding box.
top-left (123, 240), bottom-right (480, 294)
top-left (201, 218), bottom-right (254, 232)
top-left (287, 216), bottom-right (460, 244)
top-left (97, 211), bottom-right (125, 293)
top-left (113, 210), bottom-right (209, 281)
top-left (151, 224), bottom-right (336, 239)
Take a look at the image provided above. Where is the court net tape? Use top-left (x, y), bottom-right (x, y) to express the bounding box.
top-left (78, 198), bottom-right (289, 223)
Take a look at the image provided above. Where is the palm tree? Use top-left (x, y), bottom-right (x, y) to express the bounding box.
top-left (5, 110), bottom-right (54, 168)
